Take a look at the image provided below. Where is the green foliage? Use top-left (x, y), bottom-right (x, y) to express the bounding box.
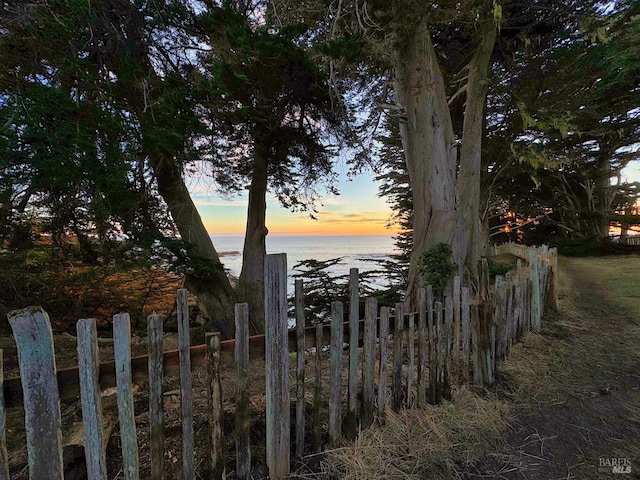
top-left (419, 243), bottom-right (457, 298)
top-left (486, 256), bottom-right (516, 277)
top-left (316, 36), bottom-right (364, 61)
top-left (290, 257), bottom-right (404, 325)
top-left (546, 237), bottom-right (640, 257)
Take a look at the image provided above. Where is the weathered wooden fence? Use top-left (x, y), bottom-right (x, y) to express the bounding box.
top-left (0, 244), bottom-right (557, 479)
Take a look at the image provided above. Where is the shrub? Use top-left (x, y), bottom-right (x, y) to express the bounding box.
top-left (419, 243), bottom-right (457, 298)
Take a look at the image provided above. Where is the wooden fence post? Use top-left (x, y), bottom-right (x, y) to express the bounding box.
top-left (77, 318), bottom-right (108, 480)
top-left (313, 323), bottom-right (323, 453)
top-left (147, 314), bottom-right (164, 480)
top-left (427, 286), bottom-right (437, 404)
top-left (406, 313), bottom-right (415, 407)
top-left (549, 247), bottom-right (559, 309)
top-left (378, 307), bottom-right (390, 419)
top-left (471, 304), bottom-right (482, 385)
top-left (177, 289), bottom-right (195, 480)
top-left (265, 253), bottom-right (290, 478)
top-left (529, 249), bottom-right (541, 332)
top-left (452, 276), bottom-right (461, 381)
top-left (329, 301), bottom-right (344, 447)
top-left (362, 297), bottom-right (377, 428)
top-left (417, 288), bottom-right (428, 407)
top-left (113, 313), bottom-right (140, 480)
top-left (444, 297), bottom-right (453, 391)
top-left (345, 269), bottom-right (359, 439)
top-left (9, 308), bottom-right (64, 480)
top-left (0, 350), bottom-right (10, 480)
top-left (392, 302), bottom-right (404, 411)
top-left (461, 287), bottom-right (471, 384)
top-left (207, 332), bottom-right (225, 480)
top-left (435, 301), bottom-right (444, 403)
top-left (234, 304), bottom-right (251, 480)
top-left (295, 280), bottom-right (306, 459)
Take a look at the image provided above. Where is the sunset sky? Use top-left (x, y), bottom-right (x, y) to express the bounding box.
top-left (190, 169), bottom-right (395, 236)
top-left (191, 160), bottom-right (640, 236)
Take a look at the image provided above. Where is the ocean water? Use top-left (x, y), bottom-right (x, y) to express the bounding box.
top-left (211, 234), bottom-right (399, 281)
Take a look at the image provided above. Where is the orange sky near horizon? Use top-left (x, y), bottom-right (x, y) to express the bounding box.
top-left (192, 170), bottom-right (399, 236)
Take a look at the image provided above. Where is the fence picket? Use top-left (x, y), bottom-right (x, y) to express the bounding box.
top-left (77, 318), bottom-right (108, 480)
top-left (427, 286), bottom-right (437, 404)
top-left (234, 304), bottom-right (251, 480)
top-left (452, 276), bottom-right (461, 381)
top-left (9, 308), bottom-right (64, 479)
top-left (346, 269), bottom-right (359, 439)
top-left (313, 323), bottom-right (323, 453)
top-left (329, 301), bottom-right (344, 446)
top-left (435, 302), bottom-right (444, 402)
top-left (392, 302), bottom-right (404, 411)
top-left (177, 289), bottom-right (194, 480)
top-left (444, 297), bottom-right (453, 390)
top-left (362, 297), bottom-right (377, 428)
top-left (417, 289), bottom-right (428, 408)
top-left (0, 350), bottom-right (10, 480)
top-left (113, 313), bottom-right (140, 480)
top-left (207, 333), bottom-right (225, 480)
top-left (295, 280), bottom-right (306, 458)
top-left (461, 287), bottom-right (471, 384)
top-left (378, 307), bottom-right (390, 419)
top-left (147, 314), bottom-right (164, 480)
top-left (406, 314), bottom-right (415, 407)
top-left (265, 253), bottom-right (290, 478)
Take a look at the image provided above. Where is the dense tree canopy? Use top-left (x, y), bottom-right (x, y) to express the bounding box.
top-left (1, 0), bottom-right (638, 332)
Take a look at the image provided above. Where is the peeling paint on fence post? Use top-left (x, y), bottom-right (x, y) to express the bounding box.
top-left (295, 280), bottom-right (306, 459)
top-left (9, 307), bottom-right (64, 480)
top-left (113, 313), bottom-right (140, 480)
top-left (77, 318), bottom-right (108, 480)
top-left (147, 314), bottom-right (164, 480)
top-left (362, 297), bottom-right (377, 428)
top-left (265, 253), bottom-right (290, 478)
top-left (234, 303), bottom-right (251, 480)
top-left (329, 301), bottom-right (344, 446)
top-left (0, 350), bottom-right (9, 480)
top-left (207, 332), bottom-right (225, 480)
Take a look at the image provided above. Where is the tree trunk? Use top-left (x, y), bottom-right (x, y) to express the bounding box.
top-left (394, 20), bottom-right (457, 308)
top-left (151, 155), bottom-right (237, 338)
top-left (238, 142), bottom-right (268, 334)
top-left (393, 14), bottom-right (497, 306)
top-left (595, 150), bottom-right (613, 239)
top-left (452, 17), bottom-right (497, 282)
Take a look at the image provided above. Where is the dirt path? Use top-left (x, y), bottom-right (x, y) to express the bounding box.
top-left (466, 256), bottom-right (640, 479)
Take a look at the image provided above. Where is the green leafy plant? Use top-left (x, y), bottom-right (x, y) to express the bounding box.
top-left (419, 243), bottom-right (457, 298)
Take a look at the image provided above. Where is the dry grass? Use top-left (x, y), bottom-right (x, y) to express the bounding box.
top-left (499, 333), bottom-right (570, 400)
top-left (321, 387), bottom-right (511, 480)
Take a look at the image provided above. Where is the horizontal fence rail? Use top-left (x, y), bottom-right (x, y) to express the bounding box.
top-left (1, 244), bottom-right (557, 479)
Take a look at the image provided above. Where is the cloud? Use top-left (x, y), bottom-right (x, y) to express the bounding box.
top-left (317, 211), bottom-right (388, 224)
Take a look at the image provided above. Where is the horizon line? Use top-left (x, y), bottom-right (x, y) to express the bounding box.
top-left (209, 232), bottom-right (398, 236)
